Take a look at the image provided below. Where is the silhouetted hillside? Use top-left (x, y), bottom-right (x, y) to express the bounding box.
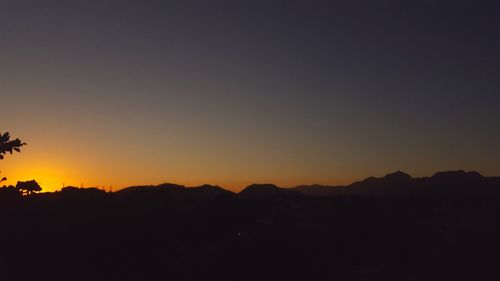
top-left (0, 171), bottom-right (500, 281)
top-left (292, 170), bottom-right (500, 198)
top-left (239, 183), bottom-right (304, 200)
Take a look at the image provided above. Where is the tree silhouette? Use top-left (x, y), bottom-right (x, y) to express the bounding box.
top-left (0, 132), bottom-right (26, 183)
top-left (16, 180), bottom-right (42, 195)
top-left (0, 132), bottom-right (26, 160)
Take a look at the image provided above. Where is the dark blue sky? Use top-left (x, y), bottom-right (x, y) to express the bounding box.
top-left (1, 0), bottom-right (499, 190)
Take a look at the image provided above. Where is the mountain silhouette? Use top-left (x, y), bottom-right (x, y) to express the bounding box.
top-left (1, 170), bottom-right (500, 281)
top-left (292, 170), bottom-right (498, 197)
top-left (239, 184), bottom-right (281, 198)
top-left (426, 170), bottom-right (485, 187)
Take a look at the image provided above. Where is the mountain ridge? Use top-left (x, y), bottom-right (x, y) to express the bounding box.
top-left (80, 170), bottom-right (500, 198)
top-left (291, 170), bottom-right (498, 197)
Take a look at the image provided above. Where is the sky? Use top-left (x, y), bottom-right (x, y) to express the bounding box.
top-left (1, 0), bottom-right (499, 192)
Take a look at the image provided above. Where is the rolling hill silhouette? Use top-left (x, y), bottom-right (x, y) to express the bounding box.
top-left (1, 170), bottom-right (499, 281)
top-left (239, 183), bottom-right (305, 200)
top-left (292, 170), bottom-right (499, 197)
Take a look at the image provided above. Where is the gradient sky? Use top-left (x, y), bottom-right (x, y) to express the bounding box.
top-left (1, 0), bottom-right (499, 191)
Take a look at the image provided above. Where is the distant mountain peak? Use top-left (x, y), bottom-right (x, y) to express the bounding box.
top-left (239, 183), bottom-right (310, 201)
top-left (192, 184), bottom-right (232, 194)
top-left (195, 184), bottom-right (220, 189)
top-left (357, 171), bottom-right (412, 186)
top-left (241, 184), bottom-right (280, 192)
top-left (430, 171), bottom-right (484, 185)
top-left (156, 183), bottom-right (185, 189)
top-left (384, 171), bottom-right (412, 181)
top-left (431, 170), bottom-right (483, 178)
top-left (239, 184), bottom-right (285, 199)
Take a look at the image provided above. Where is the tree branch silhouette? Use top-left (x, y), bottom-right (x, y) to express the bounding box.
top-left (0, 132), bottom-right (26, 159)
top-left (0, 132), bottom-right (26, 184)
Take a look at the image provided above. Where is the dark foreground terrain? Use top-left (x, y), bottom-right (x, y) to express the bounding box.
top-left (1, 170), bottom-right (500, 281)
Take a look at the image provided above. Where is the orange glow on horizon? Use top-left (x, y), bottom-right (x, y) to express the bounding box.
top-left (1, 136), bottom-right (357, 192)
top-left (4, 164), bottom-right (68, 192)
top-left (3, 129), bottom-right (490, 193)
top-left (2, 165), bottom-right (356, 193)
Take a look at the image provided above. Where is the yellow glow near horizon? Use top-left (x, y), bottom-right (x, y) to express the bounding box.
top-left (0, 133), bottom-right (355, 192)
top-left (2, 126), bottom-right (493, 193)
top-left (4, 164), bottom-right (66, 192)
